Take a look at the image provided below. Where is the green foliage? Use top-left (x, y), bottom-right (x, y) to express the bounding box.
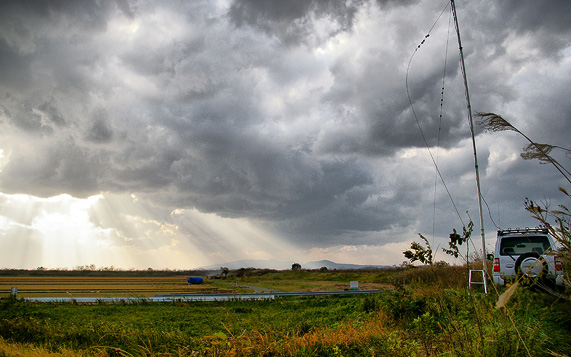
top-left (442, 221), bottom-right (473, 259)
top-left (1, 269), bottom-right (570, 356)
top-left (404, 221), bottom-right (473, 266)
top-left (361, 295), bottom-right (379, 313)
top-left (403, 234), bottom-right (434, 265)
top-left (378, 289), bottom-right (428, 321)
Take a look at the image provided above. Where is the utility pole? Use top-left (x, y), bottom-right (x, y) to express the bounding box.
top-left (450, 0), bottom-right (488, 288)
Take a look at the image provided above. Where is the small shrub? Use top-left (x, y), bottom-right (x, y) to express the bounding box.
top-left (361, 295), bottom-right (379, 313)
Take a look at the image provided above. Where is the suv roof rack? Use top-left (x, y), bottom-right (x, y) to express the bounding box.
top-left (497, 227), bottom-right (548, 236)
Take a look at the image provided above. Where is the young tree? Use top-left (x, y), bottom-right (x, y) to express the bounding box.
top-left (404, 222), bottom-right (473, 266)
top-left (442, 221), bottom-right (473, 259)
top-left (403, 234), bottom-right (434, 265)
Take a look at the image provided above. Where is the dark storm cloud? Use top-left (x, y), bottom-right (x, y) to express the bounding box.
top-left (0, 0), bottom-right (568, 253)
top-left (228, 0), bottom-right (361, 46)
top-left (86, 107), bottom-right (113, 142)
top-left (498, 0), bottom-right (571, 34)
top-left (0, 0), bottom-right (116, 32)
top-left (37, 100), bottom-right (66, 127)
top-left (228, 0), bottom-right (423, 47)
top-left (0, 38), bottom-right (33, 89)
top-left (454, 0), bottom-right (571, 147)
top-left (0, 136), bottom-right (104, 197)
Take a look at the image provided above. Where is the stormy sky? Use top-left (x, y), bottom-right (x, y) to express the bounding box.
top-left (0, 0), bottom-right (569, 270)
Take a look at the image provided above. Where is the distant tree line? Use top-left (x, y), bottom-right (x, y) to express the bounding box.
top-left (0, 267), bottom-right (213, 277)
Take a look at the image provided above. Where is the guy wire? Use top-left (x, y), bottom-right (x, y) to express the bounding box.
top-left (405, 1), bottom-right (465, 227)
top-left (433, 7), bottom-right (453, 241)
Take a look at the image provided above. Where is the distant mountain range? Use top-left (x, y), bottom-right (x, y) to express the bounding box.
top-left (199, 259), bottom-right (392, 271)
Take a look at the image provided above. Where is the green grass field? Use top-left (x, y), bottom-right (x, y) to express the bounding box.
top-left (0, 267), bottom-right (569, 356)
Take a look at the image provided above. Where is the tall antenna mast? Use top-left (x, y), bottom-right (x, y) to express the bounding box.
top-left (450, 0), bottom-right (488, 280)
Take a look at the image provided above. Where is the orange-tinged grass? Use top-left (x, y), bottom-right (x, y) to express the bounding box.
top-left (201, 310), bottom-right (416, 356)
top-left (0, 336), bottom-right (95, 357)
top-left (284, 311), bottom-right (389, 352)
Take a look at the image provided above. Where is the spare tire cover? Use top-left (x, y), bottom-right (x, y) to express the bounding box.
top-left (515, 252), bottom-right (546, 278)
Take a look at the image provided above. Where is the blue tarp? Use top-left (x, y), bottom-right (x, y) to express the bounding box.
top-left (187, 276), bottom-right (204, 284)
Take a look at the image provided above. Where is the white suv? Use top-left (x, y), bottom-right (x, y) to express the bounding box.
top-left (491, 228), bottom-right (564, 288)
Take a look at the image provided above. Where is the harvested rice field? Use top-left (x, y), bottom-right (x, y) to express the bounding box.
top-left (0, 276), bottom-right (233, 298)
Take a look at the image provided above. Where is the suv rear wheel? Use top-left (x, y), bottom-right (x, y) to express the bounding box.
top-left (515, 252), bottom-right (547, 284)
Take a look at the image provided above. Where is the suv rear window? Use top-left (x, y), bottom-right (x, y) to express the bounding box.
top-left (499, 236), bottom-right (550, 256)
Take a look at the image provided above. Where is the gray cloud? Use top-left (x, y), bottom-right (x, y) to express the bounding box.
top-left (228, 0), bottom-right (359, 46)
top-left (86, 107), bottom-right (113, 142)
top-left (0, 0), bottom-right (569, 263)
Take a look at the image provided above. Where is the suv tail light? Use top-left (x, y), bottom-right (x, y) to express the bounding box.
top-left (555, 255), bottom-right (563, 271)
top-left (493, 258), bottom-right (500, 272)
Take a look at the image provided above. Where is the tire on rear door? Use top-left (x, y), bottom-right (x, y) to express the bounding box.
top-left (515, 252), bottom-right (548, 286)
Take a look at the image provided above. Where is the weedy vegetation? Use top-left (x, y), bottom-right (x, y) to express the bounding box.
top-left (0, 266), bottom-right (569, 356)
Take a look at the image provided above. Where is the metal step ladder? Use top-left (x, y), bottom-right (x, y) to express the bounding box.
top-left (468, 270), bottom-right (487, 294)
